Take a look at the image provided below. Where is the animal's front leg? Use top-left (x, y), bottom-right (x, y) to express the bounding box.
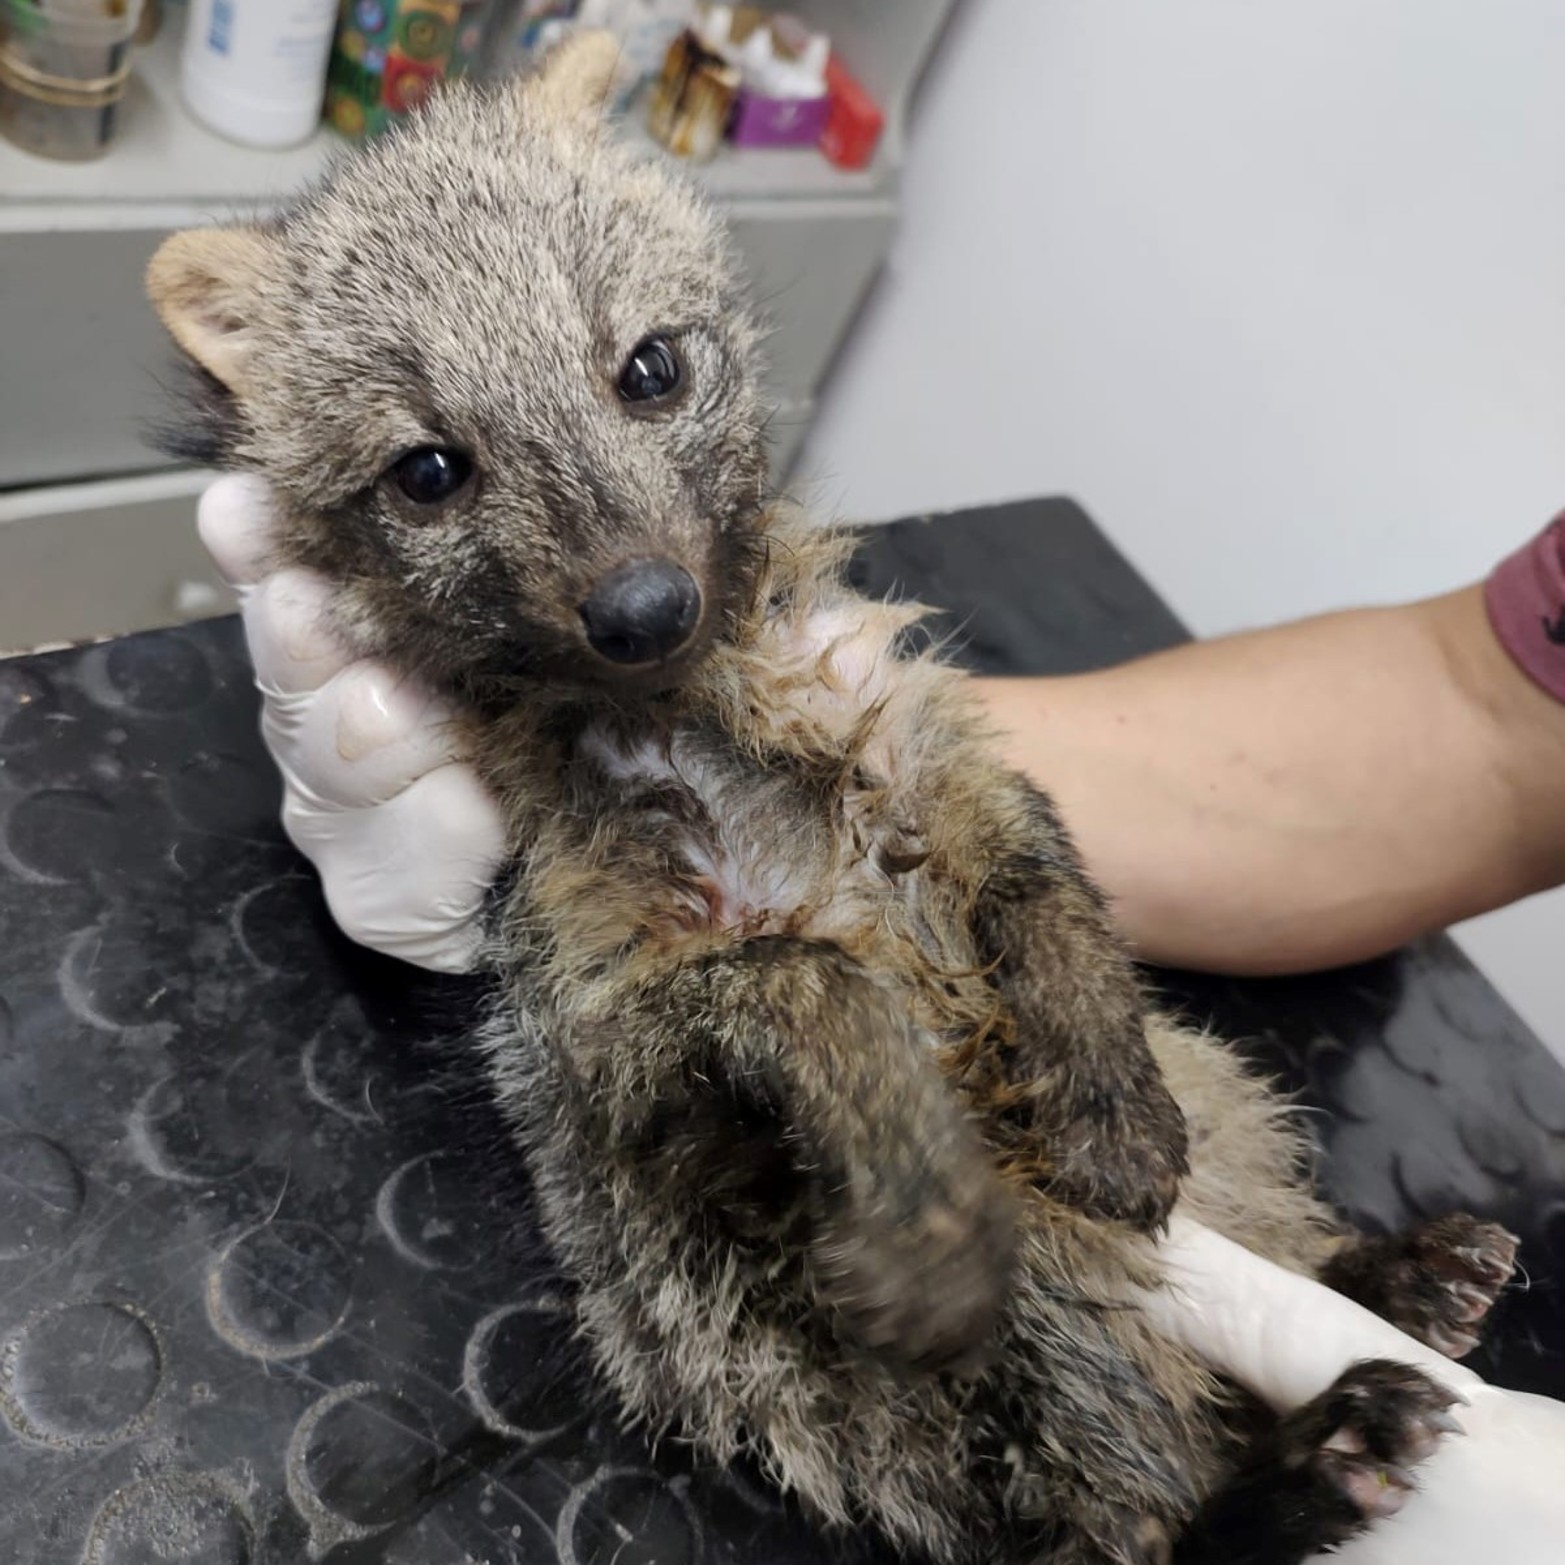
top-left (969, 781), bottom-right (1188, 1232)
top-left (580, 935), bottom-right (1019, 1375)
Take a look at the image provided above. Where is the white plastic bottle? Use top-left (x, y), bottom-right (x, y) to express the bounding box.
top-left (180, 0), bottom-right (340, 150)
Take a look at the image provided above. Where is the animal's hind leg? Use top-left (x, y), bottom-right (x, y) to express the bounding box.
top-left (1148, 1019), bottom-right (1520, 1352)
top-left (1320, 1213), bottom-right (1519, 1358)
top-left (1171, 1360), bottom-right (1463, 1565)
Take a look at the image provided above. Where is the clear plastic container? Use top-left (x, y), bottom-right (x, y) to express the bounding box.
top-left (0, 0), bottom-right (146, 161)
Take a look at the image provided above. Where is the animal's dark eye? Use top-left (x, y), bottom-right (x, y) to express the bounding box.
top-left (618, 336), bottom-right (683, 406)
top-left (392, 447), bottom-right (473, 505)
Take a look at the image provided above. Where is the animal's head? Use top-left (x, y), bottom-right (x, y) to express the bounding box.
top-left (147, 32), bottom-right (770, 699)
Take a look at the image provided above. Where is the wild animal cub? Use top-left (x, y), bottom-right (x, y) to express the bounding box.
top-left (146, 32), bottom-right (1517, 1565)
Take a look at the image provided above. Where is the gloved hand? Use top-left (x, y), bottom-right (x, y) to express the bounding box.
top-left (198, 474), bottom-right (507, 974)
top-left (1144, 1216), bottom-right (1565, 1564)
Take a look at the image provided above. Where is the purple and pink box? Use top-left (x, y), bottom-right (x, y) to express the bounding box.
top-left (704, 7), bottom-right (832, 149)
top-left (728, 81), bottom-right (829, 147)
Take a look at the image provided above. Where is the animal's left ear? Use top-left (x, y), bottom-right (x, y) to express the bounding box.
top-left (523, 28), bottom-right (623, 125)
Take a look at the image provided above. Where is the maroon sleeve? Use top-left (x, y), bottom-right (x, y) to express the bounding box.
top-left (1483, 514), bottom-right (1565, 703)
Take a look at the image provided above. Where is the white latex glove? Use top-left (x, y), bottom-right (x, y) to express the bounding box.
top-left (198, 474), bottom-right (507, 973)
top-left (1144, 1216), bottom-right (1565, 1564)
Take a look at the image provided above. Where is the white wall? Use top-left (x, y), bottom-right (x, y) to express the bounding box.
top-left (799, 0), bottom-right (1563, 1058)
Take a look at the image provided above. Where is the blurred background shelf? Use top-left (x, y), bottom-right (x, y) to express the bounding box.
top-left (0, 19), bottom-right (893, 216)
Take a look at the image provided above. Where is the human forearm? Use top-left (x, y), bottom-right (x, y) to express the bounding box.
top-left (972, 585), bottom-right (1565, 975)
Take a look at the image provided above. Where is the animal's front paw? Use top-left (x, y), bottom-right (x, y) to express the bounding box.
top-left (813, 1176), bottom-right (1018, 1377)
top-left (1038, 1074), bottom-right (1188, 1232)
top-left (1282, 1360), bottom-right (1465, 1543)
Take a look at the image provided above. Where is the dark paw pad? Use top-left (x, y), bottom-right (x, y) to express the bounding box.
top-left (1293, 1361), bottom-right (1465, 1537)
top-left (1389, 1215), bottom-right (1519, 1358)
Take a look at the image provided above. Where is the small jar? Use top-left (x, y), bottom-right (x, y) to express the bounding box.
top-left (0, 0), bottom-right (147, 162)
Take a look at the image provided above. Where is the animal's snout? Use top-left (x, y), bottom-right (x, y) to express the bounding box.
top-left (579, 560), bottom-right (701, 665)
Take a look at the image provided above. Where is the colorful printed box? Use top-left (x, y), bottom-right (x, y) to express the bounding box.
top-left (325, 0), bottom-right (491, 139)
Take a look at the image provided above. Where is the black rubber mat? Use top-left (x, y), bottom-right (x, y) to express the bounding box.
top-left (0, 497), bottom-right (1558, 1563)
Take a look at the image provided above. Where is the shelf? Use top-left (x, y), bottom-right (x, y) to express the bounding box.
top-left (618, 118), bottom-right (892, 205)
top-left (0, 20), bottom-right (891, 219)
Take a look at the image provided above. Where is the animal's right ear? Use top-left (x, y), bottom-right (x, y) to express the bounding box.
top-left (146, 227), bottom-right (277, 397)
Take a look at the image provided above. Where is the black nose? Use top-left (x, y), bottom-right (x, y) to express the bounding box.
top-left (579, 560), bottom-right (702, 665)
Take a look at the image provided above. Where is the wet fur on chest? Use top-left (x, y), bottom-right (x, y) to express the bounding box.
top-left (571, 617), bottom-right (927, 945)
